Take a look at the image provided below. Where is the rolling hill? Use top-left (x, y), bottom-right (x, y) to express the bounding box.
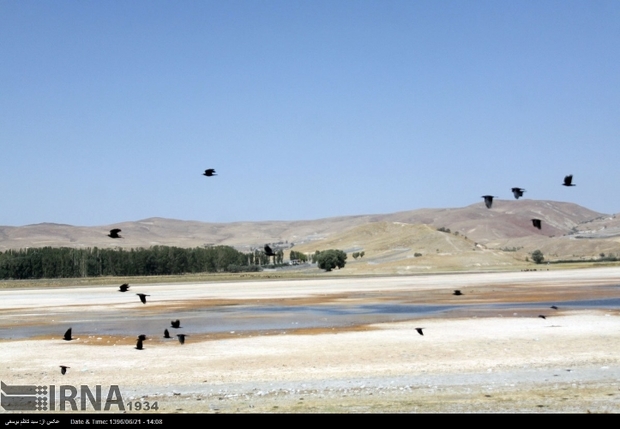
top-left (1, 200), bottom-right (619, 272)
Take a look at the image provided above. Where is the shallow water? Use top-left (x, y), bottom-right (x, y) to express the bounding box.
top-left (1, 298), bottom-right (619, 340)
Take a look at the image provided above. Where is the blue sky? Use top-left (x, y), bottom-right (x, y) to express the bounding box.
top-left (1, 1), bottom-right (619, 226)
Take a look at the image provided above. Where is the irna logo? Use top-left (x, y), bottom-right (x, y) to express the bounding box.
top-left (1, 381), bottom-right (124, 411)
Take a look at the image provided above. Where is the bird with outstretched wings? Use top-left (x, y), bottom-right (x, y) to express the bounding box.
top-left (511, 188), bottom-right (525, 199)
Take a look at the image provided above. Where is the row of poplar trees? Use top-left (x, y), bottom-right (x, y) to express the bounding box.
top-left (0, 246), bottom-right (262, 279)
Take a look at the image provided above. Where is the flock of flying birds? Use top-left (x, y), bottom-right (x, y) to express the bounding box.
top-left (415, 175), bottom-right (578, 336)
top-left (58, 168), bottom-right (284, 374)
top-left (58, 170), bottom-right (575, 373)
top-left (60, 282), bottom-right (188, 375)
top-left (481, 174), bottom-right (576, 230)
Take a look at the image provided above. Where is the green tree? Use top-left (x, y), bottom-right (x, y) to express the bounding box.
top-left (289, 250), bottom-right (308, 263)
top-left (531, 250), bottom-right (544, 264)
top-left (317, 249), bottom-right (347, 272)
top-left (352, 252), bottom-right (360, 259)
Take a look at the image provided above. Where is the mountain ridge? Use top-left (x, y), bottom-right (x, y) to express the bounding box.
top-left (2, 201), bottom-right (619, 269)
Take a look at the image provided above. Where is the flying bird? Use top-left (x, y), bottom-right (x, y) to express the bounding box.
top-left (203, 169), bottom-right (217, 177)
top-left (171, 320), bottom-right (181, 329)
top-left (118, 283), bottom-right (129, 292)
top-left (177, 334), bottom-right (188, 344)
top-left (136, 293), bottom-right (150, 304)
top-left (481, 195), bottom-right (496, 209)
top-left (264, 244), bottom-right (276, 257)
top-left (562, 175), bottom-right (575, 187)
top-left (60, 366), bottom-right (70, 375)
top-left (415, 328), bottom-right (424, 336)
top-left (108, 229), bottom-right (122, 239)
top-left (538, 315), bottom-right (547, 320)
top-left (511, 188), bottom-right (526, 199)
top-left (136, 338), bottom-right (144, 350)
top-left (63, 328), bottom-right (73, 341)
top-left (453, 290), bottom-right (463, 296)
top-left (164, 329), bottom-right (171, 339)
top-left (531, 219), bottom-right (542, 230)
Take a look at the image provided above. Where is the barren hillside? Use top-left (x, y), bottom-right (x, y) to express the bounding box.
top-left (1, 200), bottom-right (619, 271)
top-left (291, 222), bottom-right (523, 274)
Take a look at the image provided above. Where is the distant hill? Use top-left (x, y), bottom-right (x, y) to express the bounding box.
top-left (1, 200), bottom-right (619, 272)
top-left (291, 222), bottom-right (523, 274)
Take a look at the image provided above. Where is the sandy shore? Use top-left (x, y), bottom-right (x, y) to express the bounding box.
top-left (1, 267), bottom-right (620, 413)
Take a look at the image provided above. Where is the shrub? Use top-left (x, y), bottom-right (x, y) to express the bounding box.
top-left (531, 250), bottom-right (544, 264)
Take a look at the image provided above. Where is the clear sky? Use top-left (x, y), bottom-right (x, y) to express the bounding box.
top-left (1, 1), bottom-right (619, 226)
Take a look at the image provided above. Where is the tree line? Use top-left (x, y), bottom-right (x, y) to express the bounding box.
top-left (0, 245), bottom-right (263, 280)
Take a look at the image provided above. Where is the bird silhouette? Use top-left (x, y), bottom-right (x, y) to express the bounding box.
top-left (550, 305), bottom-right (558, 310)
top-left (63, 328), bottom-right (73, 341)
top-left (415, 328), bottom-right (424, 336)
top-left (108, 229), bottom-right (122, 239)
top-left (264, 244), bottom-right (276, 257)
top-left (171, 320), bottom-right (181, 329)
top-left (138, 334), bottom-right (147, 341)
top-left (453, 290), bottom-right (463, 296)
top-left (562, 175), bottom-right (575, 186)
top-left (136, 338), bottom-right (143, 350)
top-left (538, 315), bottom-right (547, 319)
top-left (118, 283), bottom-right (129, 292)
top-left (136, 293), bottom-right (150, 304)
top-left (203, 169), bottom-right (217, 177)
top-left (60, 365), bottom-right (70, 375)
top-left (164, 329), bottom-right (171, 339)
top-left (511, 188), bottom-right (526, 199)
top-left (177, 334), bottom-right (187, 344)
top-left (482, 195), bottom-right (496, 209)
top-left (532, 219), bottom-right (542, 230)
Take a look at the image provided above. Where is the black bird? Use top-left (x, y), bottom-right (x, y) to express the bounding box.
top-left (511, 188), bottom-right (526, 199)
top-left (171, 320), bottom-right (181, 329)
top-left (482, 195), bottom-right (496, 209)
top-left (60, 365), bottom-right (70, 375)
top-left (138, 334), bottom-right (147, 341)
top-left (538, 315), bottom-right (547, 320)
top-left (164, 329), bottom-right (171, 339)
top-left (177, 334), bottom-right (188, 344)
top-left (453, 290), bottom-right (463, 296)
top-left (118, 283), bottom-right (129, 292)
top-left (562, 175), bottom-right (575, 187)
top-left (203, 169), bottom-right (217, 177)
top-left (108, 229), bottom-right (122, 239)
top-left (136, 338), bottom-right (144, 350)
top-left (532, 219), bottom-right (542, 230)
top-left (264, 244), bottom-right (276, 257)
top-left (63, 328), bottom-right (73, 341)
top-left (136, 293), bottom-right (150, 304)
top-left (415, 328), bottom-right (424, 336)
top-left (550, 305), bottom-right (558, 310)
